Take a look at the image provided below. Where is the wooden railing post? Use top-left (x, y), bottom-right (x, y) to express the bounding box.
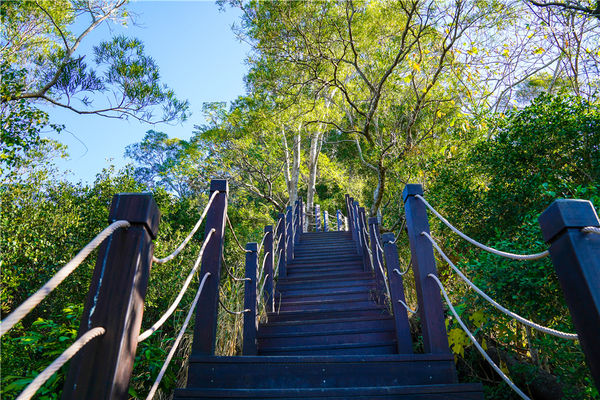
top-left (538, 199), bottom-right (600, 389)
top-left (324, 210), bottom-right (329, 232)
top-left (353, 201), bottom-right (363, 256)
top-left (62, 193), bottom-right (160, 400)
top-left (368, 217), bottom-right (386, 304)
top-left (302, 201), bottom-right (307, 232)
top-left (402, 184), bottom-right (449, 354)
top-left (358, 207), bottom-right (373, 272)
top-left (382, 233), bottom-right (414, 354)
top-left (295, 200), bottom-right (302, 243)
top-left (315, 204), bottom-right (321, 232)
top-left (192, 180), bottom-right (228, 355)
top-left (286, 206), bottom-right (294, 264)
top-left (277, 213), bottom-right (287, 278)
top-left (243, 242), bottom-right (258, 355)
top-left (263, 225), bottom-right (274, 313)
top-left (337, 210), bottom-right (342, 231)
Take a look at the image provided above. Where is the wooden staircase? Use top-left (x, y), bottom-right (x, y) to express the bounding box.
top-left (175, 231), bottom-right (484, 399)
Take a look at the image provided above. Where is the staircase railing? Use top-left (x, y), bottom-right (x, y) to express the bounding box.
top-left (345, 184), bottom-right (600, 397)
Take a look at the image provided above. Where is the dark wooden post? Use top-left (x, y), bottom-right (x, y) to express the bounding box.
top-left (358, 207), bottom-right (373, 272)
top-left (62, 193), bottom-right (160, 400)
top-left (277, 213), bottom-right (287, 278)
top-left (294, 200), bottom-right (301, 244)
top-left (382, 233), bottom-right (414, 354)
top-left (337, 210), bottom-right (342, 231)
top-left (347, 196), bottom-right (358, 245)
top-left (263, 225), bottom-right (274, 313)
top-left (324, 210), bottom-right (329, 232)
top-left (538, 199), bottom-right (600, 389)
top-left (403, 184), bottom-right (450, 354)
top-left (302, 201), bottom-right (306, 233)
top-left (192, 180), bottom-right (228, 355)
top-left (315, 204), bottom-right (321, 232)
top-left (353, 201), bottom-right (363, 256)
top-left (286, 206), bottom-right (294, 264)
top-left (369, 217), bottom-right (386, 304)
top-left (243, 242), bottom-right (258, 355)
top-left (345, 195), bottom-right (352, 234)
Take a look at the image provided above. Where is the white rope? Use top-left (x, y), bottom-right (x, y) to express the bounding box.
top-left (1, 220), bottom-right (130, 336)
top-left (257, 252), bottom-right (270, 286)
top-left (16, 327), bottom-right (105, 400)
top-left (145, 272), bottom-right (211, 400)
top-left (153, 191), bottom-right (219, 264)
top-left (257, 231), bottom-right (269, 254)
top-left (258, 273), bottom-right (270, 304)
top-left (398, 299), bottom-right (418, 314)
top-left (226, 214), bottom-right (252, 253)
top-left (394, 267), bottom-right (409, 276)
top-left (428, 274), bottom-right (531, 400)
top-left (218, 297), bottom-right (250, 315)
top-left (423, 232), bottom-right (578, 340)
top-left (138, 232), bottom-right (214, 342)
top-left (415, 195), bottom-right (549, 260)
top-left (582, 226), bottom-right (600, 234)
top-left (222, 255), bottom-right (250, 282)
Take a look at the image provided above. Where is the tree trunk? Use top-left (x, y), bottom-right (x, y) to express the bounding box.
top-left (371, 164), bottom-right (385, 217)
top-left (281, 125), bottom-right (301, 206)
top-left (306, 129), bottom-right (322, 226)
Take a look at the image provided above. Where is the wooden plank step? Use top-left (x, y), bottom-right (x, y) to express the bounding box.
top-left (259, 340), bottom-right (397, 355)
top-left (258, 329), bottom-right (395, 349)
top-left (278, 272), bottom-right (373, 284)
top-left (286, 260), bottom-right (362, 269)
top-left (286, 266), bottom-right (363, 276)
top-left (278, 291), bottom-right (370, 303)
top-left (258, 315), bottom-right (394, 333)
top-left (182, 354), bottom-right (462, 390)
top-left (278, 299), bottom-right (377, 312)
top-left (267, 308), bottom-right (389, 324)
top-left (277, 282), bottom-right (375, 296)
top-left (290, 256), bottom-right (362, 264)
top-left (284, 270), bottom-right (366, 281)
top-left (175, 384), bottom-right (484, 399)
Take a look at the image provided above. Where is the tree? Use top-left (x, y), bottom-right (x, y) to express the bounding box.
top-left (1, 0), bottom-right (189, 170)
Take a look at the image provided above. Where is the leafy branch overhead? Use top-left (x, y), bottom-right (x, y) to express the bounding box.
top-left (1, 0), bottom-right (189, 124)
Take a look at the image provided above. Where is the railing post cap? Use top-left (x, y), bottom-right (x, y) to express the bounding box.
top-left (246, 242), bottom-right (258, 251)
top-left (402, 184), bottom-right (424, 202)
top-left (109, 193), bottom-right (160, 238)
top-left (382, 232), bottom-right (395, 242)
top-left (264, 225), bottom-right (273, 232)
top-left (359, 207), bottom-right (365, 213)
top-left (538, 199), bottom-right (600, 243)
top-left (278, 213), bottom-right (285, 218)
top-left (353, 201), bottom-right (359, 206)
top-left (210, 179), bottom-right (228, 193)
top-left (368, 216), bottom-right (378, 225)
top-left (286, 205), bottom-right (293, 211)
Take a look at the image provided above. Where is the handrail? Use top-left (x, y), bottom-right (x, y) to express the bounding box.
top-left (0, 220), bottom-right (130, 336)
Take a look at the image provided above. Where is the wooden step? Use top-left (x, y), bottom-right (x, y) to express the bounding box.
top-left (182, 354), bottom-right (462, 390)
top-left (175, 384), bottom-right (484, 399)
top-left (277, 282), bottom-right (376, 297)
top-left (258, 328), bottom-right (395, 349)
top-left (259, 340), bottom-right (397, 355)
top-left (278, 298), bottom-right (377, 312)
top-left (258, 315), bottom-right (395, 334)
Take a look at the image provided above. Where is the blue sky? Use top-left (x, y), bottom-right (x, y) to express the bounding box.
top-left (45, 1), bottom-right (249, 183)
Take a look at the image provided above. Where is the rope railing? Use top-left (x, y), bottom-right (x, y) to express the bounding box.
top-left (145, 272), bottom-right (211, 400)
top-left (582, 226), bottom-right (600, 234)
top-left (398, 299), bottom-right (418, 315)
top-left (153, 191), bottom-right (220, 264)
top-left (429, 274), bottom-right (531, 400)
top-left (415, 194), bottom-right (549, 260)
top-left (0, 220), bottom-right (130, 336)
top-left (257, 231), bottom-right (269, 254)
top-left (218, 296), bottom-right (250, 315)
top-left (226, 214), bottom-right (252, 253)
top-left (222, 254), bottom-right (250, 282)
top-left (138, 232), bottom-right (215, 342)
top-left (422, 232), bottom-right (578, 340)
top-left (16, 327), bottom-right (106, 400)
